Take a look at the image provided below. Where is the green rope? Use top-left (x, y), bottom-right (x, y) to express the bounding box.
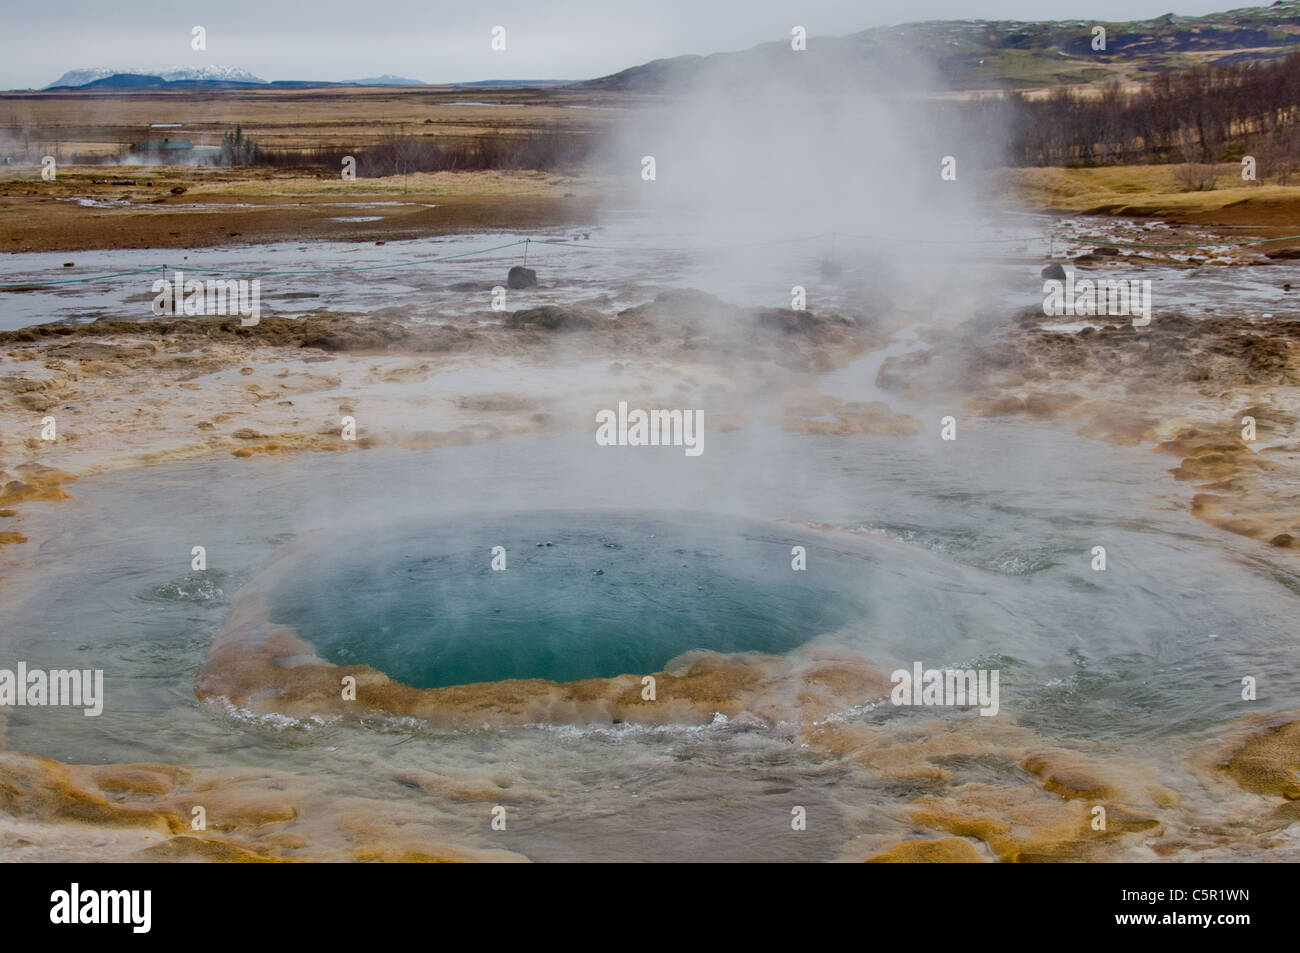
top-left (532, 233), bottom-right (830, 253)
top-left (839, 230), bottom-right (1300, 249)
top-left (0, 240), bottom-right (528, 288)
top-left (838, 232), bottom-right (1045, 246)
top-left (173, 239), bottom-right (529, 276)
top-left (6, 226), bottom-right (1300, 292)
top-left (0, 265), bottom-right (166, 289)
top-left (1048, 232), bottom-right (1300, 249)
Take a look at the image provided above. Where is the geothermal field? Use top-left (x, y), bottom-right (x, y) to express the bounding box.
top-left (0, 2), bottom-right (1298, 890)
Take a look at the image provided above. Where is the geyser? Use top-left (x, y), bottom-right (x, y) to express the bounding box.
top-left (265, 511), bottom-right (870, 689)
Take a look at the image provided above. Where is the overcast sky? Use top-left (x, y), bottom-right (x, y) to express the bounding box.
top-left (1, 0), bottom-right (1244, 88)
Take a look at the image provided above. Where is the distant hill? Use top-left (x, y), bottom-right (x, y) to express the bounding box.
top-left (583, 1), bottom-right (1300, 92)
top-left (36, 70), bottom-right (571, 92)
top-left (75, 73), bottom-right (170, 90)
top-left (40, 69), bottom-right (435, 91)
top-left (40, 4), bottom-right (1300, 96)
top-left (45, 66), bottom-right (268, 88)
top-left (347, 75), bottom-right (428, 86)
top-left (456, 79), bottom-right (569, 87)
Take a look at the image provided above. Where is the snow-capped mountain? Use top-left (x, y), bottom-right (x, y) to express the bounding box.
top-left (347, 75), bottom-right (427, 86)
top-left (45, 66), bottom-right (268, 88)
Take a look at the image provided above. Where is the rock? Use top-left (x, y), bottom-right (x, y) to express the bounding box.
top-left (507, 266), bottom-right (537, 289)
top-left (755, 308), bottom-right (823, 334)
top-left (16, 392), bottom-right (57, 412)
top-left (1041, 262), bottom-right (1067, 280)
top-left (1269, 533), bottom-right (1295, 548)
top-left (1266, 247), bottom-right (1300, 260)
top-left (0, 751), bottom-right (184, 833)
top-left (1021, 749), bottom-right (1118, 799)
top-left (866, 838), bottom-right (984, 863)
top-left (1093, 246), bottom-right (1121, 256)
top-left (137, 836), bottom-right (285, 862)
top-left (1224, 720), bottom-right (1300, 799)
top-left (0, 477), bottom-right (70, 506)
top-left (505, 306), bottom-right (599, 331)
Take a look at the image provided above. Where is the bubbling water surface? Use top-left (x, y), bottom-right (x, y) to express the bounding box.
top-left (267, 512), bottom-right (871, 688)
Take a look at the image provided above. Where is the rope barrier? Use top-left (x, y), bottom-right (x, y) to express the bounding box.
top-left (0, 265), bottom-right (170, 287)
top-left (837, 230), bottom-right (1300, 249)
top-left (0, 240), bottom-right (530, 288)
top-left (6, 226), bottom-right (1300, 291)
top-left (1038, 232), bottom-right (1300, 250)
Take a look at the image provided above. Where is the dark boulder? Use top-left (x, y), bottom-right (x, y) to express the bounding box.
top-left (755, 308), bottom-right (823, 334)
top-left (1041, 262), bottom-right (1068, 280)
top-left (505, 306), bottom-right (599, 331)
top-left (507, 266), bottom-right (537, 289)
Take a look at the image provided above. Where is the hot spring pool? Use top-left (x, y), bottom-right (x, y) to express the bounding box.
top-left (264, 512), bottom-right (872, 688)
top-left (3, 424), bottom-right (1300, 861)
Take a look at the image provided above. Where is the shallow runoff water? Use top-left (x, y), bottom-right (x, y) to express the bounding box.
top-left (2, 211), bottom-right (1297, 332)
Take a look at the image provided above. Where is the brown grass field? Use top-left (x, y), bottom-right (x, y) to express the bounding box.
top-left (0, 86), bottom-right (629, 250)
top-left (1, 84), bottom-right (624, 155)
top-left (5, 86), bottom-right (1300, 253)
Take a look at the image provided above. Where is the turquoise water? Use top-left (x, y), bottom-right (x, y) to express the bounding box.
top-left (5, 424), bottom-right (1299, 763)
top-left (266, 513), bottom-right (869, 688)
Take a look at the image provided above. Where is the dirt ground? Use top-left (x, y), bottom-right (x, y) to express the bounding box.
top-left (999, 164), bottom-right (1300, 239)
top-left (0, 84), bottom-right (623, 251)
top-left (0, 167), bottom-right (602, 253)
